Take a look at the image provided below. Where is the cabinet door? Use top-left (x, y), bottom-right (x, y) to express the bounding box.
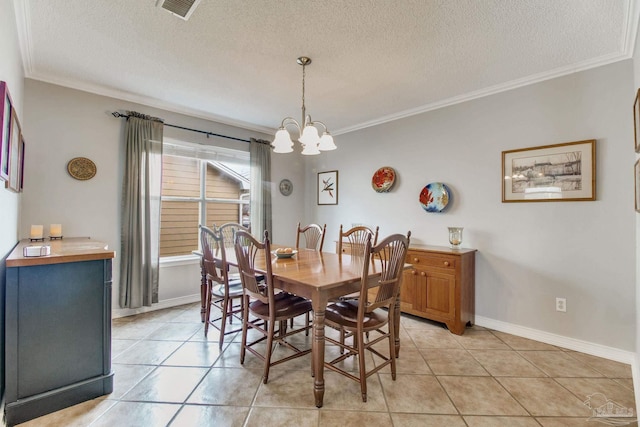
top-left (424, 269), bottom-right (456, 321)
top-left (400, 269), bottom-right (418, 312)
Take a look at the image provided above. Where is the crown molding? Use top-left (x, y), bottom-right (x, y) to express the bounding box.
top-left (12, 0), bottom-right (34, 76)
top-left (26, 72), bottom-right (275, 135)
top-left (14, 0), bottom-right (640, 138)
top-left (334, 51), bottom-right (631, 136)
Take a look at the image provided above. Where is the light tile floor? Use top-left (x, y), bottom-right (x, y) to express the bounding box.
top-left (16, 303), bottom-right (637, 427)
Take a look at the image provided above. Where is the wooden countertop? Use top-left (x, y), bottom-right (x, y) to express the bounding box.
top-left (7, 237), bottom-right (115, 267)
top-left (407, 244), bottom-right (477, 255)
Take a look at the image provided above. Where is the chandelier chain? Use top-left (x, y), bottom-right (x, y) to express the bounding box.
top-left (301, 62), bottom-right (306, 126)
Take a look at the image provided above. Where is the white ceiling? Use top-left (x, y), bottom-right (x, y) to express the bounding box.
top-left (12, 0), bottom-right (639, 136)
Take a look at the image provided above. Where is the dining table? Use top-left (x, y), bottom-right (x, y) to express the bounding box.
top-left (197, 245), bottom-right (406, 408)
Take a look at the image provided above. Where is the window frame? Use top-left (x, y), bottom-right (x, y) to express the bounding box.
top-left (160, 142), bottom-right (250, 259)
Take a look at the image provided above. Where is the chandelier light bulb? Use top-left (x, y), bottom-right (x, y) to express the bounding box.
top-left (318, 132), bottom-right (336, 151)
top-left (272, 128), bottom-right (294, 153)
top-left (301, 141), bottom-right (321, 155)
top-left (299, 124), bottom-right (320, 146)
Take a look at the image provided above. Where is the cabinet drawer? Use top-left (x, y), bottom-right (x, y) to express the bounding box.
top-left (407, 253), bottom-right (456, 270)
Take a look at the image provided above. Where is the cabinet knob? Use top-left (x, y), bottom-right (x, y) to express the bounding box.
top-left (420, 272), bottom-right (426, 277)
top-left (413, 257), bottom-right (419, 263)
top-left (411, 270), bottom-right (417, 275)
top-left (443, 261), bottom-right (450, 267)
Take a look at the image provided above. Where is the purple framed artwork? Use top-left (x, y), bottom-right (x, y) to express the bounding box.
top-left (0, 81), bottom-right (12, 181)
top-left (7, 107), bottom-right (21, 192)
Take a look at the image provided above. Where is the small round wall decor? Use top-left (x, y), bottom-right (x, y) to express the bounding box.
top-left (67, 157), bottom-right (97, 180)
top-left (419, 182), bottom-right (450, 212)
top-left (279, 179), bottom-right (293, 196)
top-left (371, 166), bottom-right (396, 192)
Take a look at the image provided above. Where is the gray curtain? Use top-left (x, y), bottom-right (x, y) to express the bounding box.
top-left (119, 111), bottom-right (164, 308)
top-left (249, 138), bottom-right (272, 239)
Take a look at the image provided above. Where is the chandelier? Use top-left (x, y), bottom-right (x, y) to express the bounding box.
top-left (271, 57), bottom-right (336, 155)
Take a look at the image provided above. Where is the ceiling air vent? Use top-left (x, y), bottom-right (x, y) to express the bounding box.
top-left (156, 0), bottom-right (202, 21)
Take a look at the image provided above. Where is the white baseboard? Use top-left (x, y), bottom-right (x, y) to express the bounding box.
top-left (112, 294), bottom-right (201, 319)
top-left (475, 315), bottom-right (636, 365)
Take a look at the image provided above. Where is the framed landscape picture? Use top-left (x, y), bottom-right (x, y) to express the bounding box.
top-left (317, 170), bottom-right (338, 205)
top-left (0, 81), bottom-right (12, 181)
top-left (502, 139), bottom-right (596, 202)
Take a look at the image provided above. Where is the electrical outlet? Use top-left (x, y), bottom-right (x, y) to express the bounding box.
top-left (556, 297), bottom-right (566, 312)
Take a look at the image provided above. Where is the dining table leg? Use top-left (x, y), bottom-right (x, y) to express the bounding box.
top-left (199, 256), bottom-right (206, 323)
top-left (312, 298), bottom-right (327, 408)
top-left (394, 295), bottom-right (401, 357)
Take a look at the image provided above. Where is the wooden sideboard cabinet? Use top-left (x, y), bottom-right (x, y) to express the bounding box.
top-left (5, 238), bottom-right (115, 426)
top-left (401, 245), bottom-right (476, 335)
top-left (335, 240), bottom-right (365, 256)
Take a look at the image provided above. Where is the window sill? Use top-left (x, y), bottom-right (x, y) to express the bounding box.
top-left (159, 254), bottom-right (200, 267)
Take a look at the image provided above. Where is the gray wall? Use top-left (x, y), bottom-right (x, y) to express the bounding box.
top-left (306, 60), bottom-right (635, 353)
top-left (21, 80), bottom-right (306, 317)
top-left (0, 0), bottom-right (25, 405)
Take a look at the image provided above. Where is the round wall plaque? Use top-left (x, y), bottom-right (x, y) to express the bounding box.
top-left (67, 157), bottom-right (97, 180)
top-left (279, 179), bottom-right (293, 196)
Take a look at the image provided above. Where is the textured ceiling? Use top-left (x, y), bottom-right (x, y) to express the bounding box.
top-left (12, 0), bottom-right (638, 135)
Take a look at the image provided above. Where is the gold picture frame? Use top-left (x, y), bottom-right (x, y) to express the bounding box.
top-left (635, 89), bottom-right (640, 153)
top-left (502, 139), bottom-right (596, 202)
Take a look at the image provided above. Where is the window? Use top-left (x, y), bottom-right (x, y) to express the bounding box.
top-left (159, 140), bottom-right (249, 257)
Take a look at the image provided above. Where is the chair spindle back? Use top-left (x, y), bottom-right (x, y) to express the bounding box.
top-left (296, 222), bottom-right (327, 251)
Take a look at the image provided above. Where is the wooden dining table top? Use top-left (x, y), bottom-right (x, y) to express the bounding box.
top-left (223, 246), bottom-right (382, 297)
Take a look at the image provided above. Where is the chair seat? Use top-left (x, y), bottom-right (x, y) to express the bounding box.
top-left (211, 280), bottom-right (244, 298)
top-left (325, 300), bottom-right (388, 332)
top-left (337, 291), bottom-right (359, 301)
top-left (249, 294), bottom-right (312, 321)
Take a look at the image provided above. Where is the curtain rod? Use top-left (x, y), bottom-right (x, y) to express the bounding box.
top-left (111, 111), bottom-right (251, 143)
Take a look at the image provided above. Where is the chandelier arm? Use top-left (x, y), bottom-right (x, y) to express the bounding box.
top-left (279, 117), bottom-right (302, 132)
top-left (308, 120), bottom-right (330, 133)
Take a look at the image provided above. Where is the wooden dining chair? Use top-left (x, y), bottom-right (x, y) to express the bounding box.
top-left (295, 222), bottom-right (327, 251)
top-left (216, 222), bottom-right (250, 247)
top-left (199, 225), bottom-right (244, 350)
top-left (215, 222), bottom-right (251, 280)
top-left (337, 224), bottom-right (379, 257)
top-left (324, 231), bottom-right (411, 402)
top-left (292, 222), bottom-right (325, 332)
top-left (234, 230), bottom-right (313, 384)
top-left (335, 224), bottom-right (380, 309)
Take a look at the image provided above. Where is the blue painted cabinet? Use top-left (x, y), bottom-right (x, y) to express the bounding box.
top-left (4, 238), bottom-right (114, 426)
